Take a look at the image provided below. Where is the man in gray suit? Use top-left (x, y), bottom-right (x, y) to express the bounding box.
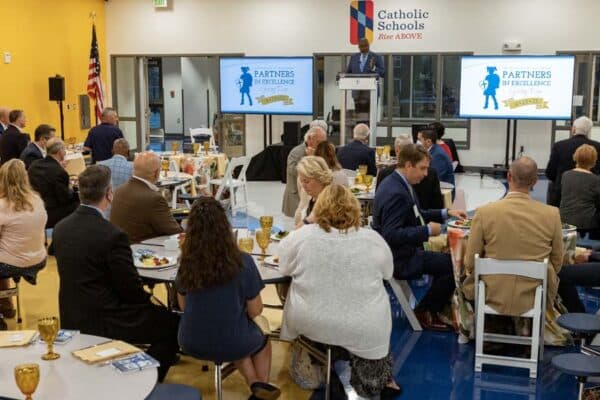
top-left (281, 122), bottom-right (327, 217)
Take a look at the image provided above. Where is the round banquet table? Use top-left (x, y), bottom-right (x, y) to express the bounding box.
top-left (132, 235), bottom-right (289, 285)
top-left (0, 334), bottom-right (157, 400)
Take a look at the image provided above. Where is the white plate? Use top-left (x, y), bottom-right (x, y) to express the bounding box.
top-left (447, 219), bottom-right (473, 229)
top-left (134, 255), bottom-right (178, 269)
top-left (264, 255), bottom-right (280, 267)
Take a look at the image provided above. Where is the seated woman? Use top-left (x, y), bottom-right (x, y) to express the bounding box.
top-left (560, 144), bottom-right (600, 239)
top-left (293, 156), bottom-right (332, 228)
top-left (314, 141), bottom-right (349, 187)
top-left (0, 159), bottom-right (47, 327)
top-left (176, 197), bottom-right (280, 400)
top-left (279, 184), bottom-right (401, 399)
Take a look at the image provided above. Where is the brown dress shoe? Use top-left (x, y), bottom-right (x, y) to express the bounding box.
top-left (415, 310), bottom-right (452, 332)
top-left (0, 304), bottom-right (16, 319)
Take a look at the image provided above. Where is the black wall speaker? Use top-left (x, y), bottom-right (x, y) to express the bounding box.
top-left (49, 75), bottom-right (65, 101)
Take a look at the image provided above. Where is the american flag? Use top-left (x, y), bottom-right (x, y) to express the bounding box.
top-left (87, 24), bottom-right (105, 124)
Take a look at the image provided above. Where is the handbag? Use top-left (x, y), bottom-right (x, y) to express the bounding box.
top-left (289, 339), bottom-right (324, 390)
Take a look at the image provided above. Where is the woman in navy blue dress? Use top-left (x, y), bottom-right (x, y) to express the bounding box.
top-left (176, 198), bottom-right (280, 400)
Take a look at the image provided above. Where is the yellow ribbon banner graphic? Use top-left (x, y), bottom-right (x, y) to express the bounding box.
top-left (502, 97), bottom-right (549, 110)
top-left (256, 95), bottom-right (294, 106)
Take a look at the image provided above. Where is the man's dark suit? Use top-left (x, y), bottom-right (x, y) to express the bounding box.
top-left (53, 206), bottom-right (179, 381)
top-left (0, 125), bottom-right (30, 165)
top-left (545, 134), bottom-right (600, 206)
top-left (372, 171), bottom-right (455, 312)
top-left (27, 156), bottom-right (79, 228)
top-left (336, 140), bottom-right (377, 176)
top-left (429, 143), bottom-right (455, 186)
top-left (19, 142), bottom-right (43, 169)
top-left (376, 166), bottom-right (444, 210)
top-left (346, 51), bottom-right (385, 112)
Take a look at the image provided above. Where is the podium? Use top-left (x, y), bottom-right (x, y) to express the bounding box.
top-left (336, 73), bottom-right (379, 146)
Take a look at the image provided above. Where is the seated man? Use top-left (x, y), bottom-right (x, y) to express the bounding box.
top-left (376, 134), bottom-right (444, 210)
top-left (53, 165), bottom-right (179, 381)
top-left (110, 152), bottom-right (182, 243)
top-left (28, 138), bottom-right (79, 228)
top-left (336, 123), bottom-right (377, 176)
top-left (98, 138), bottom-right (132, 189)
top-left (373, 143), bottom-right (466, 331)
top-left (418, 128), bottom-right (455, 187)
top-left (20, 124), bottom-right (55, 169)
top-left (558, 249), bottom-right (600, 313)
top-left (464, 157), bottom-right (563, 317)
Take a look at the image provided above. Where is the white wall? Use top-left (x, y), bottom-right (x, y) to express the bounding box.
top-left (162, 57), bottom-right (182, 134)
top-left (105, 0), bottom-right (600, 164)
top-left (181, 57), bottom-right (219, 134)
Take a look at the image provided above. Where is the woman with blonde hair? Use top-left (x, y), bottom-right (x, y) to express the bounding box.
top-left (0, 159), bottom-right (47, 328)
top-left (293, 155), bottom-right (333, 227)
top-left (560, 144), bottom-right (600, 239)
top-left (279, 184), bottom-right (401, 399)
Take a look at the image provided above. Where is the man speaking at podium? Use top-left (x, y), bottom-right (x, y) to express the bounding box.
top-left (346, 38), bottom-right (385, 113)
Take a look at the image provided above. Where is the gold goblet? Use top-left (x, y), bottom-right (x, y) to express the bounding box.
top-left (358, 164), bottom-right (368, 176)
top-left (38, 317), bottom-right (60, 360)
top-left (161, 158), bottom-right (170, 178)
top-left (203, 141), bottom-right (210, 155)
top-left (255, 230), bottom-right (271, 260)
top-left (363, 175), bottom-right (374, 193)
top-left (238, 237), bottom-right (254, 254)
top-left (383, 144), bottom-right (391, 160)
top-left (192, 142), bottom-right (200, 156)
top-left (259, 216), bottom-right (273, 232)
top-left (171, 141), bottom-right (179, 154)
top-left (14, 364), bottom-right (40, 400)
top-left (376, 146), bottom-right (384, 162)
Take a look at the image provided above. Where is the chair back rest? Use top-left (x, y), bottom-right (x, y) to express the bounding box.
top-left (474, 255), bottom-right (548, 281)
top-left (223, 156), bottom-right (250, 183)
top-left (189, 128), bottom-right (215, 146)
top-left (452, 161), bottom-right (459, 171)
top-left (342, 168), bottom-right (357, 178)
top-left (440, 181), bottom-right (455, 190)
top-left (451, 188), bottom-right (466, 210)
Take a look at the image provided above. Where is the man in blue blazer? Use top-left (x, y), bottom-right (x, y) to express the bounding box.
top-left (346, 38), bottom-right (385, 113)
top-left (20, 124), bottom-right (55, 169)
top-left (418, 128), bottom-right (455, 186)
top-left (336, 123), bottom-right (377, 175)
top-left (373, 144), bottom-right (466, 331)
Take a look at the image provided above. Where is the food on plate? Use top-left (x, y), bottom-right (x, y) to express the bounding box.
top-left (350, 187), bottom-right (361, 194)
top-left (273, 256), bottom-right (280, 263)
top-left (452, 219), bottom-right (472, 228)
top-left (275, 230), bottom-right (289, 240)
top-left (139, 253), bottom-right (171, 267)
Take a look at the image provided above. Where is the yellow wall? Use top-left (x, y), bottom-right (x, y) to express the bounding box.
top-left (0, 0), bottom-right (107, 142)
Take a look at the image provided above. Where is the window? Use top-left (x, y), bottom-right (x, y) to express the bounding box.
top-left (553, 52), bottom-right (600, 144)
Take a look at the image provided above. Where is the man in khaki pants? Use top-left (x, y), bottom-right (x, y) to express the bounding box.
top-left (463, 156), bottom-right (563, 316)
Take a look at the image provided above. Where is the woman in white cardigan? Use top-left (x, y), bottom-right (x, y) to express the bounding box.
top-left (280, 184), bottom-right (401, 399)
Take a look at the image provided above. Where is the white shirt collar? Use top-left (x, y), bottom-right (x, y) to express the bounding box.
top-left (0, 122), bottom-right (7, 130)
top-left (33, 142), bottom-right (46, 157)
top-left (132, 175), bottom-right (159, 192)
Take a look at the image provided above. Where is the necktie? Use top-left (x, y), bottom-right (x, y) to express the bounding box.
top-left (360, 54), bottom-right (367, 72)
top-left (408, 185), bottom-right (426, 226)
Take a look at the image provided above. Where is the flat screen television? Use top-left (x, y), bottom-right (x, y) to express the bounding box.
top-left (459, 55), bottom-right (575, 120)
top-left (219, 57), bottom-right (313, 115)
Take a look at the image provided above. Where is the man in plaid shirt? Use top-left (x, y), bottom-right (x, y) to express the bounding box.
top-left (98, 139), bottom-right (132, 189)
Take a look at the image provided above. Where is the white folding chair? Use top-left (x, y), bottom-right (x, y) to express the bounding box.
top-left (452, 188), bottom-right (466, 210)
top-left (452, 161), bottom-right (459, 172)
top-left (440, 181), bottom-right (455, 190)
top-left (189, 128), bottom-right (216, 147)
top-left (388, 279), bottom-right (423, 331)
top-left (474, 254), bottom-right (548, 379)
top-left (342, 169), bottom-right (357, 186)
top-left (210, 156), bottom-right (250, 215)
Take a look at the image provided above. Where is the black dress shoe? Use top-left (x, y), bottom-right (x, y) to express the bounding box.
top-left (415, 310), bottom-right (452, 332)
top-left (381, 385), bottom-right (403, 399)
top-left (250, 382), bottom-right (281, 400)
top-left (0, 317), bottom-right (7, 331)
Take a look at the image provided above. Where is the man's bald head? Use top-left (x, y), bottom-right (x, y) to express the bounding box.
top-left (133, 152), bottom-right (161, 183)
top-left (508, 156), bottom-right (538, 190)
top-left (112, 138), bottom-right (130, 158)
top-left (0, 107), bottom-right (10, 124)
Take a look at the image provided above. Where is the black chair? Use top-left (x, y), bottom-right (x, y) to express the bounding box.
top-left (145, 383), bottom-right (202, 400)
top-left (556, 313), bottom-right (600, 345)
top-left (552, 353), bottom-right (600, 400)
top-left (0, 259), bottom-right (47, 324)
